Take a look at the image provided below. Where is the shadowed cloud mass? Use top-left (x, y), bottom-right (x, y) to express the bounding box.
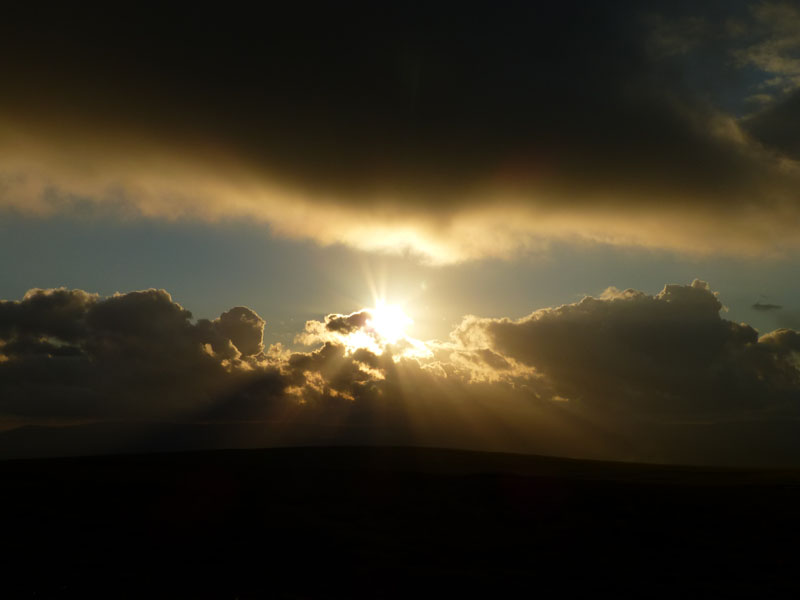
top-left (2, 280), bottom-right (800, 465)
top-left (1, 3), bottom-right (800, 262)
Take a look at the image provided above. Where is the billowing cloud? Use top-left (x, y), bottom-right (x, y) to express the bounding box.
top-left (0, 288), bottom-right (98, 343)
top-left (452, 280), bottom-right (800, 418)
top-left (0, 288), bottom-right (278, 420)
top-left (2, 281), bottom-right (800, 465)
top-left (213, 307), bottom-right (266, 357)
top-left (1, 4), bottom-right (800, 263)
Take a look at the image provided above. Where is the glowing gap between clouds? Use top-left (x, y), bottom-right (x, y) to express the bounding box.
top-left (338, 301), bottom-right (432, 360)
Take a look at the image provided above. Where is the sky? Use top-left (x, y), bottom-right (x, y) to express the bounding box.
top-left (2, 2), bottom-right (800, 465)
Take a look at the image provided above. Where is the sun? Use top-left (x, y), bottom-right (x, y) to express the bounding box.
top-left (366, 301), bottom-right (413, 344)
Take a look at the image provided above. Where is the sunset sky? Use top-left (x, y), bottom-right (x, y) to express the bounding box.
top-left (2, 2), bottom-right (800, 465)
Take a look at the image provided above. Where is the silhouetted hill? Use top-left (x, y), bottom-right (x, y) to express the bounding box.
top-left (2, 445), bottom-right (800, 597)
top-left (7, 418), bottom-right (800, 467)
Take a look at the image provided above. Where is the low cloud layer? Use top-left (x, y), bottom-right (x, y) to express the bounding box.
top-left (2, 281), bottom-right (800, 465)
top-left (453, 280), bottom-right (800, 418)
top-left (0, 288), bottom-right (270, 420)
top-left (1, 3), bottom-right (800, 262)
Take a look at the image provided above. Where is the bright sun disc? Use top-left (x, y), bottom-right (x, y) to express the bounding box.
top-left (367, 302), bottom-right (412, 344)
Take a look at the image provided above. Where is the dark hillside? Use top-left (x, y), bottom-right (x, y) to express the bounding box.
top-left (3, 446), bottom-right (800, 597)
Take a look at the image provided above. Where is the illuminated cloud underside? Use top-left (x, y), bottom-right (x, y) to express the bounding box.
top-left (1, 113), bottom-right (800, 264)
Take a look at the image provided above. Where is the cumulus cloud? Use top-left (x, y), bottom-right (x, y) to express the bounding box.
top-left (2, 281), bottom-right (800, 464)
top-left (451, 280), bottom-right (800, 418)
top-left (0, 288), bottom-right (276, 420)
top-left (212, 307), bottom-right (266, 357)
top-left (1, 4), bottom-right (800, 262)
top-left (0, 288), bottom-right (98, 343)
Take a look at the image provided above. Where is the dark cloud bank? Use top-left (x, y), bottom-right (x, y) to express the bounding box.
top-left (2, 281), bottom-right (800, 466)
top-left (2, 3), bottom-right (800, 260)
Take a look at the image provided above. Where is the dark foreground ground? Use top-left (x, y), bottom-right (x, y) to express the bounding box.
top-left (3, 446), bottom-right (800, 598)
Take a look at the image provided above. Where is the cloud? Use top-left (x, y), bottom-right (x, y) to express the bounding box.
top-left (734, 2), bottom-right (800, 95)
top-left (2, 281), bottom-right (800, 464)
top-left (451, 279), bottom-right (800, 418)
top-left (323, 311), bottom-right (372, 335)
top-left (742, 89), bottom-right (800, 159)
top-left (721, 3), bottom-right (800, 161)
top-left (0, 288), bottom-right (98, 343)
top-left (0, 288), bottom-right (275, 420)
top-left (213, 307), bottom-right (266, 357)
top-left (1, 4), bottom-right (800, 262)
top-left (753, 301), bottom-right (783, 311)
